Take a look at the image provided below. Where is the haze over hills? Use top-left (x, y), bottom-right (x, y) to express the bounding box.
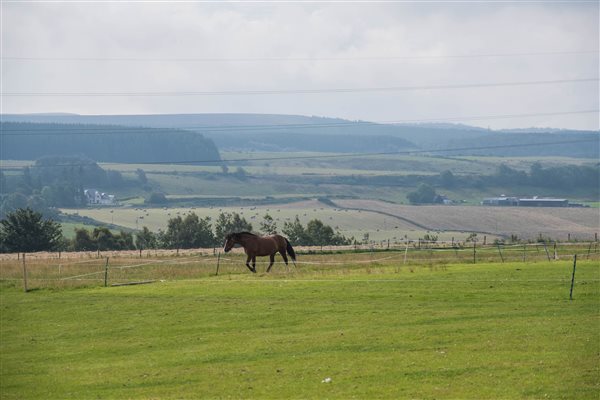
top-left (2, 113), bottom-right (598, 158)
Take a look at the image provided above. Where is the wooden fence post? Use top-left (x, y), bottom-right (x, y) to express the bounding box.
top-left (497, 244), bottom-right (504, 263)
top-left (104, 257), bottom-right (109, 287)
top-left (473, 241), bottom-right (476, 264)
top-left (569, 254), bottom-right (577, 300)
top-left (22, 253), bottom-right (28, 293)
top-left (543, 242), bottom-right (551, 261)
top-left (215, 252), bottom-right (221, 276)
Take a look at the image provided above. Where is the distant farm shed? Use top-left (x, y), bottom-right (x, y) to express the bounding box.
top-left (482, 196), bottom-right (569, 207)
top-left (482, 197), bottom-right (519, 206)
top-left (518, 198), bottom-right (568, 207)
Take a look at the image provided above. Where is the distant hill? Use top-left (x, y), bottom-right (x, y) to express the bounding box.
top-left (1, 122), bottom-right (221, 163)
top-left (2, 114), bottom-right (419, 154)
top-left (2, 113), bottom-right (348, 128)
top-left (439, 131), bottom-right (599, 158)
top-left (209, 132), bottom-right (416, 152)
top-left (2, 113), bottom-right (597, 158)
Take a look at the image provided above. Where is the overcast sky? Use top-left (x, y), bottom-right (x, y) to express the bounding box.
top-left (2, 2), bottom-right (598, 130)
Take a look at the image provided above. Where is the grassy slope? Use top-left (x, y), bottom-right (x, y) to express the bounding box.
top-left (97, 154), bottom-right (599, 204)
top-left (1, 261), bottom-right (598, 399)
top-left (5, 155), bottom-right (597, 207)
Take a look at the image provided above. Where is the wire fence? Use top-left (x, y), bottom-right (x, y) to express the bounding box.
top-left (1, 241), bottom-right (598, 291)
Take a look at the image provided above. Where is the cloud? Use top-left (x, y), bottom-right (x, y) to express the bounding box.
top-left (2, 2), bottom-right (598, 129)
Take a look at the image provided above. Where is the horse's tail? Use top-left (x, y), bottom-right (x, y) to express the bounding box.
top-left (285, 238), bottom-right (297, 265)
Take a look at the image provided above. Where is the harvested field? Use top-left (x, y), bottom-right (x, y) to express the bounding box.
top-left (61, 202), bottom-right (482, 243)
top-left (334, 199), bottom-right (600, 240)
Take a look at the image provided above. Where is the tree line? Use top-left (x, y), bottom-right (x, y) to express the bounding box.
top-left (0, 155), bottom-right (252, 218)
top-left (0, 156), bottom-right (143, 218)
top-left (1, 122), bottom-right (220, 164)
top-left (406, 163), bottom-right (599, 204)
top-left (489, 162), bottom-right (599, 190)
top-left (0, 208), bottom-right (351, 253)
top-left (266, 162), bottom-right (598, 196)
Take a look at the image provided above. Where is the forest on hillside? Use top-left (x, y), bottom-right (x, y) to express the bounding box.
top-left (3, 114), bottom-right (598, 158)
top-left (0, 122), bottom-right (221, 163)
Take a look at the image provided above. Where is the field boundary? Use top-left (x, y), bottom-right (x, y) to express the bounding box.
top-left (1, 242), bottom-right (598, 291)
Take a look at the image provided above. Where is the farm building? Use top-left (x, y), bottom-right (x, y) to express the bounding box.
top-left (481, 196), bottom-right (519, 206)
top-left (518, 197), bottom-right (569, 207)
top-left (434, 194), bottom-right (453, 205)
top-left (482, 196), bottom-right (569, 207)
top-left (84, 189), bottom-right (115, 205)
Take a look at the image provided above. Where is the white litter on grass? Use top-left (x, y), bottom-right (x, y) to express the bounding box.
top-left (321, 377), bottom-right (332, 383)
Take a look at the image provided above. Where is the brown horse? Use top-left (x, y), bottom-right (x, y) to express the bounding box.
top-left (223, 232), bottom-right (297, 273)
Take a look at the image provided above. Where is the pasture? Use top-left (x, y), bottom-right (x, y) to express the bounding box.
top-left (1, 248), bottom-right (598, 399)
top-left (90, 154), bottom-right (600, 205)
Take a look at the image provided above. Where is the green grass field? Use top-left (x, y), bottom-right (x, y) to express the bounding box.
top-left (90, 154), bottom-right (599, 205)
top-left (1, 256), bottom-right (598, 399)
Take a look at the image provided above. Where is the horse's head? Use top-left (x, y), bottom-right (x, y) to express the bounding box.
top-left (223, 233), bottom-right (238, 253)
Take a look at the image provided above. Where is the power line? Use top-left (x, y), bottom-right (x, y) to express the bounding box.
top-left (100, 138), bottom-right (600, 164)
top-left (6, 138), bottom-right (597, 169)
top-left (3, 78), bottom-right (597, 97)
top-left (4, 50), bottom-right (598, 63)
top-left (1, 109), bottom-right (598, 135)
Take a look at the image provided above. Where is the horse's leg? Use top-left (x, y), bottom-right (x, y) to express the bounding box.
top-left (267, 253), bottom-right (275, 272)
top-left (280, 251), bottom-right (289, 272)
top-left (245, 255), bottom-right (256, 273)
top-left (252, 256), bottom-right (257, 272)
top-left (279, 250), bottom-right (288, 264)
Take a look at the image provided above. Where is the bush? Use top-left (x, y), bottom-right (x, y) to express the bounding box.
top-left (282, 217), bottom-right (351, 246)
top-left (146, 192), bottom-right (168, 205)
top-left (0, 208), bottom-right (63, 253)
top-left (407, 183), bottom-right (437, 204)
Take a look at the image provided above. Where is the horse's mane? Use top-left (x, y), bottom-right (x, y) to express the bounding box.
top-left (226, 231), bottom-right (258, 239)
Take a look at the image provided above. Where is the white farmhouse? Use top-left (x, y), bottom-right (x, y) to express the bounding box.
top-left (84, 189), bottom-right (115, 205)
